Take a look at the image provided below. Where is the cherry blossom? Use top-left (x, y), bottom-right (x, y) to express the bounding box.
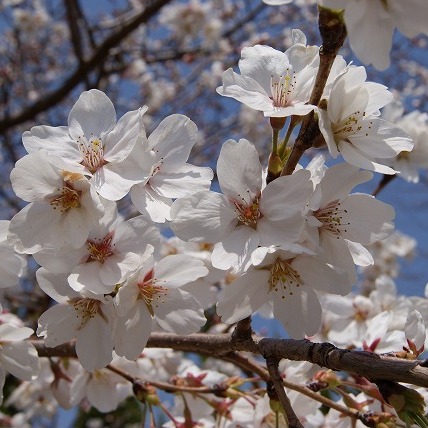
top-left (171, 138), bottom-right (312, 272)
top-left (320, 0), bottom-right (428, 70)
top-left (318, 66), bottom-right (413, 174)
top-left (217, 245), bottom-right (352, 338)
top-left (22, 89), bottom-right (148, 200)
top-left (0, 220), bottom-right (26, 287)
top-left (305, 161), bottom-right (395, 282)
top-left (9, 150), bottom-right (108, 252)
top-left (36, 269), bottom-right (117, 372)
top-left (217, 44), bottom-right (318, 117)
top-left (114, 254), bottom-right (207, 360)
top-left (0, 307), bottom-right (39, 404)
top-left (129, 114), bottom-right (213, 223)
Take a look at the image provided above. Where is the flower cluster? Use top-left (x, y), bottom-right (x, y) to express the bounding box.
top-left (0, 12), bottom-right (427, 426)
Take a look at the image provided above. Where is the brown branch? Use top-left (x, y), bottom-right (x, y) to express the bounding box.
top-left (0, 0), bottom-right (172, 135)
top-left (281, 6), bottom-right (347, 176)
top-left (32, 333), bottom-right (428, 388)
top-left (266, 357), bottom-right (304, 428)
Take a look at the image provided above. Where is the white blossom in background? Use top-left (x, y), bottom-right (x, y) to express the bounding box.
top-left (318, 66), bottom-right (413, 174)
top-left (217, 43), bottom-right (318, 118)
top-left (319, 0), bottom-right (428, 70)
top-left (4, 358), bottom-right (55, 421)
top-left (0, 220), bottom-right (26, 287)
top-left (9, 150), bottom-right (108, 253)
top-left (171, 138), bottom-right (313, 273)
top-left (22, 89), bottom-right (148, 200)
top-left (114, 254), bottom-right (207, 360)
top-left (129, 114), bottom-right (213, 223)
top-left (70, 360), bottom-right (132, 413)
top-left (405, 310), bottom-right (426, 355)
top-left (0, 305), bottom-right (39, 404)
top-left (387, 110), bottom-right (428, 183)
top-left (217, 245), bottom-right (352, 339)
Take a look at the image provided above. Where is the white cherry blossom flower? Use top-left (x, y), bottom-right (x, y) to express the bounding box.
top-left (216, 44), bottom-right (318, 118)
top-left (171, 138), bottom-right (313, 273)
top-left (9, 150), bottom-right (108, 253)
top-left (34, 206), bottom-right (159, 295)
top-left (217, 245), bottom-right (352, 339)
top-left (36, 268), bottom-right (117, 371)
top-left (386, 110), bottom-right (428, 183)
top-left (70, 361), bottom-right (132, 412)
top-left (320, 0), bottom-right (428, 70)
top-left (305, 162), bottom-right (395, 283)
top-left (129, 114), bottom-right (213, 223)
top-left (0, 313), bottom-right (39, 404)
top-left (318, 66), bottom-right (413, 174)
top-left (114, 254), bottom-right (207, 360)
top-left (0, 220), bottom-right (26, 287)
top-left (22, 89), bottom-right (147, 200)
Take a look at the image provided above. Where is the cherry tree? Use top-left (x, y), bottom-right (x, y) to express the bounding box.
top-left (0, 0), bottom-right (428, 427)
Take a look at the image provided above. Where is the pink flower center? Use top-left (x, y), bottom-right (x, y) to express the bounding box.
top-left (234, 195), bottom-right (262, 228)
top-left (87, 232), bottom-right (115, 263)
top-left (137, 269), bottom-right (168, 315)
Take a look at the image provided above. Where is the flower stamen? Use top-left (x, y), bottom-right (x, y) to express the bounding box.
top-left (87, 232), bottom-right (114, 263)
top-left (137, 269), bottom-right (168, 316)
top-left (314, 199), bottom-right (350, 237)
top-left (268, 257), bottom-right (303, 300)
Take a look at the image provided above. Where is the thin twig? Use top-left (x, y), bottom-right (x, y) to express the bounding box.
top-left (266, 357), bottom-right (304, 428)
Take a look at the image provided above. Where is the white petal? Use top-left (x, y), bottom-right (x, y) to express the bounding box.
top-left (22, 125), bottom-right (78, 159)
top-left (216, 270), bottom-right (270, 323)
top-left (68, 89), bottom-right (116, 141)
top-left (292, 255), bottom-right (352, 295)
top-left (69, 262), bottom-right (113, 294)
top-left (239, 45), bottom-right (290, 94)
top-left (104, 108), bottom-right (143, 162)
top-left (211, 226), bottom-right (259, 272)
top-left (216, 68), bottom-right (273, 112)
top-left (171, 192), bottom-right (236, 243)
top-left (0, 342), bottom-right (38, 381)
top-left (148, 114), bottom-right (198, 167)
top-left (114, 303), bottom-right (152, 360)
top-left (217, 139), bottom-right (262, 204)
top-left (154, 288), bottom-right (205, 335)
top-left (131, 184), bottom-right (172, 223)
top-left (405, 310), bottom-right (426, 350)
top-left (0, 324), bottom-right (33, 342)
top-left (340, 194), bottom-right (395, 243)
top-left (318, 163), bottom-right (373, 207)
top-left (273, 286), bottom-right (322, 339)
top-left (149, 164), bottom-right (213, 198)
top-left (154, 255), bottom-right (208, 288)
top-left (339, 141), bottom-right (397, 174)
top-left (36, 268), bottom-right (80, 302)
top-left (37, 304), bottom-right (80, 346)
top-left (76, 314), bottom-right (114, 371)
top-left (260, 169), bottom-right (312, 220)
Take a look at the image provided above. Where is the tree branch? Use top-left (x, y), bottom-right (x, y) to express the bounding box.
top-left (0, 0), bottom-right (172, 134)
top-left (266, 357), bottom-right (304, 428)
top-left (32, 333), bottom-right (428, 388)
